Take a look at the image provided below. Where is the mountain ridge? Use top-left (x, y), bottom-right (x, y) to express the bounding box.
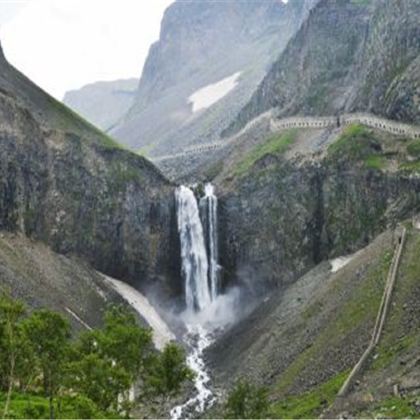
top-left (225, 0), bottom-right (420, 136)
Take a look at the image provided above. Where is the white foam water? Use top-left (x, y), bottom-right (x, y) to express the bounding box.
top-left (170, 324), bottom-right (215, 419)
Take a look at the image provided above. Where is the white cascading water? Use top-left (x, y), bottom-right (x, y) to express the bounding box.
top-left (172, 184), bottom-right (220, 419)
top-left (200, 183), bottom-right (220, 300)
top-left (175, 185), bottom-right (211, 311)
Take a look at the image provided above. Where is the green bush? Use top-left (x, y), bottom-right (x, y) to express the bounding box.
top-left (406, 140), bottom-right (420, 157)
top-left (224, 380), bottom-right (269, 419)
top-left (233, 129), bottom-right (297, 177)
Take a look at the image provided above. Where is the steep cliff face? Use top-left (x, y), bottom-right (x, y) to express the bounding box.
top-left (111, 0), bottom-right (317, 156)
top-left (215, 125), bottom-right (420, 295)
top-left (63, 78), bottom-right (138, 132)
top-left (0, 43), bottom-right (181, 298)
top-left (227, 0), bottom-right (420, 135)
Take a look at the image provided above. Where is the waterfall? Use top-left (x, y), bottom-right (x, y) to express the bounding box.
top-left (175, 185), bottom-right (211, 312)
top-left (173, 183), bottom-right (221, 418)
top-left (200, 183), bottom-right (219, 300)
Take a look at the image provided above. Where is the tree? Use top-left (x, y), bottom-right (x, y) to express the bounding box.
top-left (66, 351), bottom-right (130, 412)
top-left (67, 306), bottom-right (154, 414)
top-left (22, 309), bottom-right (71, 419)
top-left (0, 293), bottom-right (26, 418)
top-left (145, 342), bottom-right (194, 399)
top-left (224, 380), bottom-right (269, 419)
top-left (101, 305), bottom-right (154, 380)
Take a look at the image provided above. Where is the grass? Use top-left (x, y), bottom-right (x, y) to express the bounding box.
top-left (328, 124), bottom-right (372, 157)
top-left (406, 140), bottom-right (420, 157)
top-left (270, 371), bottom-right (349, 419)
top-left (233, 129), bottom-right (297, 177)
top-left (399, 140), bottom-right (420, 173)
top-left (328, 124), bottom-right (388, 170)
top-left (370, 335), bottom-right (415, 371)
top-left (369, 230), bottom-right (420, 372)
top-left (364, 154), bottom-right (386, 170)
top-left (137, 143), bottom-right (155, 156)
top-left (399, 161), bottom-right (420, 172)
top-left (359, 396), bottom-right (418, 418)
top-left (46, 94), bottom-right (123, 151)
top-left (275, 249), bottom-right (392, 394)
top-left (0, 392), bottom-right (113, 419)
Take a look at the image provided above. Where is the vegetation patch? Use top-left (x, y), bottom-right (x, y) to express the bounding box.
top-left (270, 371), bottom-right (349, 419)
top-left (358, 396), bottom-right (418, 418)
top-left (370, 335), bottom-right (415, 371)
top-left (399, 160), bottom-right (420, 173)
top-left (406, 140), bottom-right (420, 158)
top-left (327, 124), bottom-right (390, 170)
top-left (329, 124), bottom-right (374, 156)
top-left (368, 230), bottom-right (420, 373)
top-left (44, 94), bottom-right (122, 150)
top-left (0, 392), bottom-right (112, 419)
top-left (137, 144), bottom-right (154, 156)
top-left (0, 294), bottom-right (192, 419)
top-left (276, 250), bottom-right (391, 394)
top-left (364, 154), bottom-right (386, 170)
top-left (233, 129), bottom-right (297, 177)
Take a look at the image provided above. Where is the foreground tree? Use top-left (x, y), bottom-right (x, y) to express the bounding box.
top-left (146, 342), bottom-right (194, 399)
top-left (224, 380), bottom-right (269, 419)
top-left (0, 297), bottom-right (193, 419)
top-left (0, 294), bottom-right (26, 418)
top-left (68, 305), bottom-right (154, 414)
top-left (22, 309), bottom-right (71, 419)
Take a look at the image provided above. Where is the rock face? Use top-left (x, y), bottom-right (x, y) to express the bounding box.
top-left (63, 78), bottom-right (138, 132)
top-left (215, 126), bottom-right (420, 296)
top-left (111, 0), bottom-right (318, 156)
top-left (227, 0), bottom-right (420, 135)
top-left (0, 43), bottom-right (181, 298)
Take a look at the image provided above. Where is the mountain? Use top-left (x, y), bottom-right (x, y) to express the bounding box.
top-left (226, 0), bottom-right (420, 135)
top-left (110, 0), bottom-right (318, 156)
top-left (0, 42), bottom-right (180, 318)
top-left (63, 78), bottom-right (138, 132)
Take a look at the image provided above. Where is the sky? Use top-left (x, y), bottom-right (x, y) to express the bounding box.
top-left (0, 0), bottom-right (174, 99)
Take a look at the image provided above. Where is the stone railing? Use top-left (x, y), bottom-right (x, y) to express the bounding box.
top-left (340, 113), bottom-right (420, 139)
top-left (151, 113), bottom-right (420, 162)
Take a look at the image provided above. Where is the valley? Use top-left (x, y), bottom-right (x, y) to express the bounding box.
top-left (1, 0), bottom-right (420, 418)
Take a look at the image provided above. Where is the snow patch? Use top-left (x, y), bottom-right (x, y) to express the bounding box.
top-left (101, 274), bottom-right (175, 349)
top-left (188, 72), bottom-right (241, 113)
top-left (330, 254), bottom-right (356, 273)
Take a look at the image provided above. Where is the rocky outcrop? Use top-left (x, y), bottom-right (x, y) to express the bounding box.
top-left (0, 43), bottom-right (181, 299)
top-left (227, 0), bottom-right (420, 135)
top-left (63, 78), bottom-right (138, 132)
top-left (111, 0), bottom-right (318, 156)
top-left (216, 127), bottom-right (420, 295)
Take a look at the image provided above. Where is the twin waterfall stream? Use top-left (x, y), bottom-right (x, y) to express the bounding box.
top-left (171, 184), bottom-right (220, 418)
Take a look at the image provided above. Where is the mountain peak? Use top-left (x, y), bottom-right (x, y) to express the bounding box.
top-left (0, 41), bottom-right (6, 64)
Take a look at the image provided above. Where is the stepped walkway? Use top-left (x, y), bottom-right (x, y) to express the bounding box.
top-left (152, 113), bottom-right (420, 162)
top-left (337, 226), bottom-right (407, 397)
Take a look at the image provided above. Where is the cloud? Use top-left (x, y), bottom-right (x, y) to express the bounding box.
top-left (0, 0), bottom-right (173, 99)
